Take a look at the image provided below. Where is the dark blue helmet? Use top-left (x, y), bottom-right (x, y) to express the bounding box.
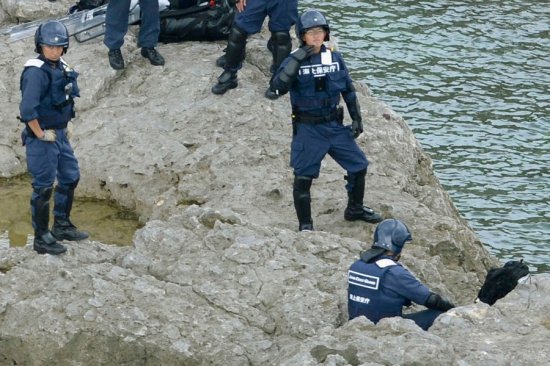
top-left (372, 219), bottom-right (412, 254)
top-left (34, 21), bottom-right (69, 54)
top-left (296, 9), bottom-right (330, 42)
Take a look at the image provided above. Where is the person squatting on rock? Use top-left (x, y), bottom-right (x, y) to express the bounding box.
top-left (104, 0), bottom-right (165, 70)
top-left (268, 9), bottom-right (382, 231)
top-left (212, 0), bottom-right (298, 96)
top-left (19, 21), bottom-right (89, 255)
top-left (348, 219), bottom-right (455, 330)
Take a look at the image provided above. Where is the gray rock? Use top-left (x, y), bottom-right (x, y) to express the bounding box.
top-left (1, 2), bottom-right (546, 365)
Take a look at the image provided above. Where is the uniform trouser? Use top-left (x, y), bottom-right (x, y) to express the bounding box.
top-left (403, 309), bottom-right (446, 331)
top-left (234, 0), bottom-right (298, 34)
top-left (25, 129), bottom-right (80, 235)
top-left (104, 0), bottom-right (160, 49)
top-left (290, 121), bottom-right (369, 192)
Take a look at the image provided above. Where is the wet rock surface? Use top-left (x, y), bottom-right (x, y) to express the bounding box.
top-left (1, 3), bottom-right (548, 365)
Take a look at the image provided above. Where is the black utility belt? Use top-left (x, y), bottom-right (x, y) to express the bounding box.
top-left (25, 124), bottom-right (68, 138)
top-left (292, 106), bottom-right (343, 124)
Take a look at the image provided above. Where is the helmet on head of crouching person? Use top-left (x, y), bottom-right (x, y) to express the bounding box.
top-left (34, 20), bottom-right (70, 54)
top-left (295, 9), bottom-right (330, 43)
top-left (360, 219), bottom-right (412, 262)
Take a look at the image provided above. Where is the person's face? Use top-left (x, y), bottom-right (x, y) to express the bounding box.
top-left (302, 27), bottom-right (326, 52)
top-left (41, 45), bottom-right (64, 61)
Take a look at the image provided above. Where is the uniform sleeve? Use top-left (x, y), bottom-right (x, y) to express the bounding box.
top-left (19, 67), bottom-right (48, 123)
top-left (337, 54), bottom-right (357, 104)
top-left (383, 265), bottom-right (431, 306)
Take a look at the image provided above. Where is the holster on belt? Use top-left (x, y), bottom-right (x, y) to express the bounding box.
top-left (337, 105), bottom-right (344, 123)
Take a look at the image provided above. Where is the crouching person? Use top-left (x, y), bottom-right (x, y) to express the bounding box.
top-left (19, 21), bottom-right (89, 255)
top-left (347, 219), bottom-right (455, 330)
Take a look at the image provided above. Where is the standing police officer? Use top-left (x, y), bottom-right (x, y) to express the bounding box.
top-left (212, 0), bottom-right (298, 96)
top-left (269, 9), bottom-right (382, 231)
top-left (104, 0), bottom-right (165, 70)
top-left (348, 219), bottom-right (455, 330)
top-left (19, 21), bottom-right (89, 255)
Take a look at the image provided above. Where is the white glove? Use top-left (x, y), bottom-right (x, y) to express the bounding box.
top-left (67, 122), bottom-right (74, 140)
top-left (39, 130), bottom-right (57, 142)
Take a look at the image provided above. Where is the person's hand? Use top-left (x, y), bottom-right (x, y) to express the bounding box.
top-left (66, 121), bottom-right (74, 140)
top-left (39, 130), bottom-right (56, 142)
top-left (292, 45), bottom-right (316, 62)
top-left (236, 0), bottom-right (246, 12)
top-left (351, 119), bottom-right (363, 138)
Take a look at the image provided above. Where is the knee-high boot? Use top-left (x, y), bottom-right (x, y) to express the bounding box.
top-left (31, 186), bottom-right (66, 255)
top-left (293, 176), bottom-right (314, 231)
top-left (344, 169), bottom-right (383, 223)
top-left (265, 31), bottom-right (292, 99)
top-left (52, 181), bottom-right (89, 241)
top-left (212, 25), bottom-right (248, 95)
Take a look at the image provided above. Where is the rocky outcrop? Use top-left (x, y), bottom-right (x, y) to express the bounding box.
top-left (2, 3), bottom-right (547, 365)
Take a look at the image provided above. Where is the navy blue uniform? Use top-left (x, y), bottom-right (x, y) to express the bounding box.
top-left (19, 57), bottom-right (80, 223)
top-left (234, 0), bottom-right (298, 35)
top-left (104, 0), bottom-right (160, 50)
top-left (348, 255), bottom-right (444, 330)
top-left (273, 45), bottom-right (368, 186)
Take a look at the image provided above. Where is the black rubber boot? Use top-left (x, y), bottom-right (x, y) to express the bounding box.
top-left (344, 169), bottom-right (383, 223)
top-left (108, 48), bottom-right (124, 70)
top-left (216, 54), bottom-right (226, 68)
top-left (212, 26), bottom-right (247, 95)
top-left (34, 232), bottom-right (67, 255)
top-left (30, 186), bottom-right (66, 255)
top-left (31, 186), bottom-right (52, 234)
top-left (293, 176), bottom-right (314, 231)
top-left (344, 204), bottom-right (383, 223)
top-left (52, 217), bottom-right (89, 241)
top-left (51, 183), bottom-right (89, 241)
top-left (141, 47), bottom-right (165, 66)
top-left (212, 70), bottom-right (238, 95)
top-left (265, 31), bottom-right (292, 100)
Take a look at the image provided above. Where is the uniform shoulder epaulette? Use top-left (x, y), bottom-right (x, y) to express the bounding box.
top-left (24, 58), bottom-right (45, 68)
top-left (376, 258), bottom-right (397, 268)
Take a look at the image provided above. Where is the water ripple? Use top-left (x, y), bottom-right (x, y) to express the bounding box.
top-left (303, 0), bottom-right (550, 272)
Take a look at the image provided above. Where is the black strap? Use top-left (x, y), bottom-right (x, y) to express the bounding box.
top-left (53, 98), bottom-right (74, 110)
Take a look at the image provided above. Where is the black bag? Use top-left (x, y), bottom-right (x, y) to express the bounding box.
top-left (76, 0), bottom-right (109, 10)
top-left (477, 260), bottom-right (530, 305)
top-left (159, 0), bottom-right (235, 43)
top-left (169, 0), bottom-right (198, 8)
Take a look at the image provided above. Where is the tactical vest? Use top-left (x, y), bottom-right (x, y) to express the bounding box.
top-left (347, 258), bottom-right (403, 322)
top-left (20, 57), bottom-right (79, 128)
top-left (290, 47), bottom-right (347, 116)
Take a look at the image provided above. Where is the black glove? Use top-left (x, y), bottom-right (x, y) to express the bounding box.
top-left (347, 99), bottom-right (363, 138)
top-left (291, 45), bottom-right (316, 62)
top-left (351, 119), bottom-right (363, 138)
top-left (271, 45), bottom-right (316, 96)
top-left (425, 292), bottom-right (455, 311)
